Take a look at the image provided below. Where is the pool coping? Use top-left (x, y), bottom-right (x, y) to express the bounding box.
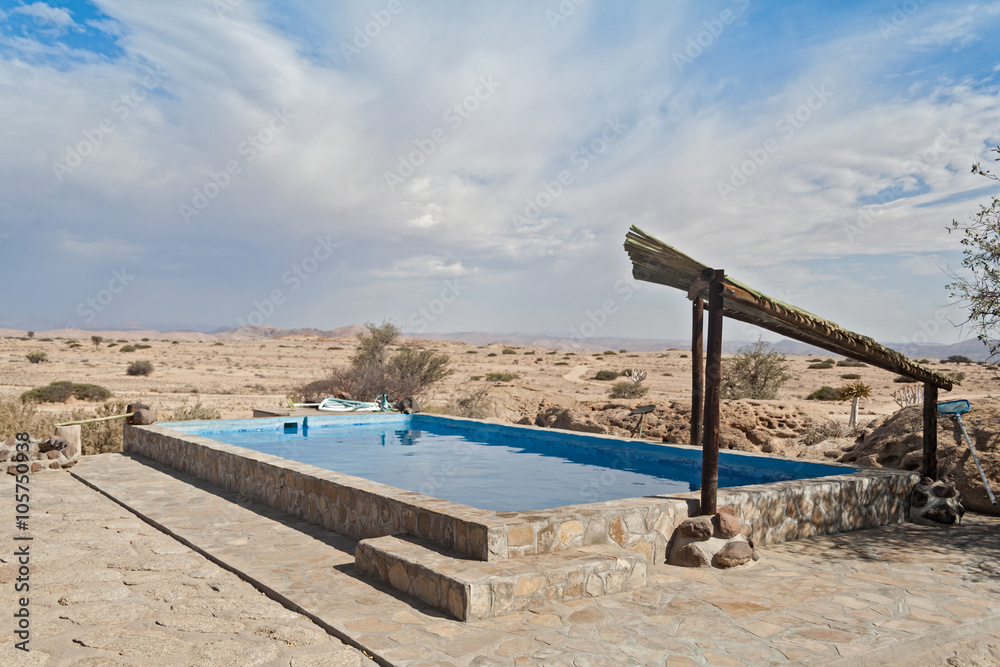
top-left (125, 414), bottom-right (917, 565)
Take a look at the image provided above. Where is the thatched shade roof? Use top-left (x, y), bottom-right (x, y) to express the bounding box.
top-left (624, 226), bottom-right (954, 390)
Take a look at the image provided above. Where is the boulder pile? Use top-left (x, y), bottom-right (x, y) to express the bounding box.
top-left (841, 398), bottom-right (1000, 514)
top-left (909, 474), bottom-right (966, 526)
top-left (3, 434), bottom-right (80, 474)
top-left (667, 506), bottom-right (759, 569)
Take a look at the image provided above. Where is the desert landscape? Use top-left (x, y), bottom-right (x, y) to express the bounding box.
top-left (3, 327), bottom-right (997, 499)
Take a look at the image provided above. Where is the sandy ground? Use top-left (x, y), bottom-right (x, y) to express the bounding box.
top-left (1, 333), bottom-right (996, 426)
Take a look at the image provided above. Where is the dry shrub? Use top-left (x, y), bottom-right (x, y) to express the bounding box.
top-left (0, 398), bottom-right (125, 455)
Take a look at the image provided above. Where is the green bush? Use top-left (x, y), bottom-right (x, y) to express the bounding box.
top-left (466, 350), bottom-right (478, 354)
top-left (603, 350), bottom-right (616, 355)
top-left (486, 372), bottom-right (519, 382)
top-left (807, 386), bottom-right (841, 401)
top-left (487, 352), bottom-right (498, 357)
top-left (554, 362), bottom-right (569, 366)
top-left (594, 370), bottom-right (620, 381)
top-left (720, 338), bottom-right (791, 400)
top-left (21, 381), bottom-right (74, 403)
top-left (609, 381), bottom-right (649, 399)
top-left (808, 361), bottom-right (835, 369)
top-left (126, 360), bottom-right (154, 376)
top-left (20, 381), bottom-right (112, 404)
top-left (837, 359), bottom-right (866, 367)
top-left (840, 373), bottom-right (862, 380)
top-left (73, 383), bottom-right (113, 401)
top-left (501, 348), bottom-right (517, 355)
top-left (523, 350), bottom-right (535, 355)
top-left (134, 343), bottom-right (151, 350)
top-left (119, 344), bottom-right (136, 353)
top-left (893, 375), bottom-right (919, 383)
top-left (945, 371), bottom-right (966, 383)
top-left (26, 351), bottom-right (47, 364)
top-left (946, 355), bottom-right (973, 365)
top-left (470, 375), bottom-right (483, 381)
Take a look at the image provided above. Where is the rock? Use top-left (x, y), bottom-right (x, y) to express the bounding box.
top-left (38, 436), bottom-right (69, 453)
top-left (126, 402), bottom-right (150, 413)
top-left (714, 541), bottom-right (753, 568)
top-left (46, 450), bottom-right (61, 460)
top-left (395, 397), bottom-right (421, 414)
top-left (672, 542), bottom-right (712, 567)
top-left (841, 399), bottom-right (1000, 514)
top-left (130, 409), bottom-right (157, 426)
top-left (923, 505), bottom-right (958, 525)
top-left (932, 482), bottom-right (958, 498)
top-left (746, 429), bottom-right (771, 446)
top-left (515, 417), bottom-right (532, 425)
top-left (678, 517), bottom-right (713, 540)
top-left (714, 511), bottom-right (740, 539)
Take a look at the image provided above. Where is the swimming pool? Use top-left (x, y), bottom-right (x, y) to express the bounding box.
top-left (168, 414), bottom-right (855, 511)
top-left (127, 413), bottom-right (915, 566)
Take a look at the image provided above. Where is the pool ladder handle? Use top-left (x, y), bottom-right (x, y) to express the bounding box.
top-left (944, 410), bottom-right (997, 506)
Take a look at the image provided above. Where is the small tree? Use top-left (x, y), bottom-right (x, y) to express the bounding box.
top-left (948, 144), bottom-right (1000, 358)
top-left (26, 331), bottom-right (34, 339)
top-left (720, 337), bottom-right (792, 400)
top-left (838, 381), bottom-right (871, 428)
top-left (91, 335), bottom-right (104, 349)
top-left (304, 319), bottom-right (451, 401)
top-left (609, 369), bottom-right (648, 399)
top-left (352, 320), bottom-right (401, 367)
top-left (26, 351), bottom-right (47, 364)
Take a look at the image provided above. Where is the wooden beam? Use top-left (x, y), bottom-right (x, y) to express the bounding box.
top-left (691, 296), bottom-right (704, 448)
top-left (701, 269), bottom-right (725, 516)
top-left (922, 382), bottom-right (939, 480)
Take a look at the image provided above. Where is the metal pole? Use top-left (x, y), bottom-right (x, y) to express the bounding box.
top-left (701, 269), bottom-right (725, 516)
top-left (691, 296), bottom-right (704, 448)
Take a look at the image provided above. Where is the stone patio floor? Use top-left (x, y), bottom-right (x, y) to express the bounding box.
top-left (6, 452), bottom-right (1000, 665)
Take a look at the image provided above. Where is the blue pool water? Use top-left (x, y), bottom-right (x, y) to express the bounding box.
top-left (166, 415), bottom-right (856, 511)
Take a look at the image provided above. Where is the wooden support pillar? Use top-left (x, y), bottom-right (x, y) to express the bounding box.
top-left (701, 269), bottom-right (725, 516)
top-left (690, 296), bottom-right (704, 448)
top-left (922, 382), bottom-right (938, 480)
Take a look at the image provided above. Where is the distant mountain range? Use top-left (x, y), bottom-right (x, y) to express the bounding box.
top-left (410, 331), bottom-right (996, 361)
top-left (2, 324), bottom-right (994, 361)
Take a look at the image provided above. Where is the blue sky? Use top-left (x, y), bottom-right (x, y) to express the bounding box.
top-left (1, 0), bottom-right (999, 346)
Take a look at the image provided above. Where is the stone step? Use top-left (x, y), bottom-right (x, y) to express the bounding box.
top-left (355, 535), bottom-right (647, 621)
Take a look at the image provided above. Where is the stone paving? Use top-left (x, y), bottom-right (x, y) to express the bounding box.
top-left (7, 452), bottom-right (1000, 665)
top-left (0, 459), bottom-right (366, 666)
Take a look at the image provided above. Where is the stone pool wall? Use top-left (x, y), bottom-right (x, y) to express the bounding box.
top-left (125, 422), bottom-right (917, 565)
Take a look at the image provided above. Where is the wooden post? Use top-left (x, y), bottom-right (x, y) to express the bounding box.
top-left (690, 296), bottom-right (704, 448)
top-left (922, 382), bottom-right (938, 480)
top-left (701, 269), bottom-right (725, 516)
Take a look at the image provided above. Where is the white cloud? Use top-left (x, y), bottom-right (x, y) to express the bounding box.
top-left (12, 2), bottom-right (75, 34)
top-left (1, 1), bottom-right (999, 342)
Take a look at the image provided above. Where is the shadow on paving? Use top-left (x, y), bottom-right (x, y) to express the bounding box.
top-left (769, 515), bottom-right (1000, 583)
top-left (98, 452), bottom-right (457, 620)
